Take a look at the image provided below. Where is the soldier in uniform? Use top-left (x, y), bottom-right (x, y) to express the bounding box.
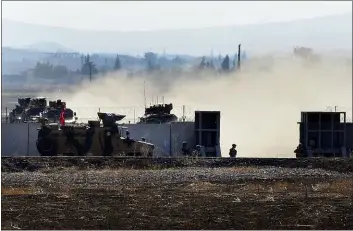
top-left (192, 145), bottom-right (202, 157)
top-left (294, 143), bottom-right (305, 158)
top-left (182, 141), bottom-right (190, 156)
top-left (229, 144), bottom-right (237, 158)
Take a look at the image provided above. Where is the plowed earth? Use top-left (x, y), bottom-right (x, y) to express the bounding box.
top-left (2, 157), bottom-right (353, 230)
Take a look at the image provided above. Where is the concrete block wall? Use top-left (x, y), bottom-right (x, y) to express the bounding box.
top-left (2, 123), bottom-right (41, 156)
top-left (1, 122), bottom-right (195, 157)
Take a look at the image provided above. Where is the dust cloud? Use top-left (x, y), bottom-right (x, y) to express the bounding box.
top-left (42, 53), bottom-right (352, 157)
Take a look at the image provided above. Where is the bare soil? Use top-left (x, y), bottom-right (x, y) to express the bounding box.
top-left (2, 157), bottom-right (353, 230)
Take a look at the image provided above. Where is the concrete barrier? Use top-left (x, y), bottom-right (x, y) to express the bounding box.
top-left (1, 122), bottom-right (195, 157)
top-left (1, 123), bottom-right (41, 156)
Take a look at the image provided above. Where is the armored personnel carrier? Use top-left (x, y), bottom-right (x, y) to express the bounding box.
top-left (9, 105), bottom-right (26, 123)
top-left (24, 97), bottom-right (48, 123)
top-left (9, 97), bottom-right (47, 123)
top-left (138, 103), bottom-right (178, 124)
top-left (41, 99), bottom-right (78, 124)
top-left (36, 112), bottom-right (154, 157)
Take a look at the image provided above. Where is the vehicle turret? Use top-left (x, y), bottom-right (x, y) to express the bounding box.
top-left (138, 103), bottom-right (178, 124)
top-left (18, 98), bottom-right (31, 109)
top-left (145, 103), bottom-right (173, 115)
top-left (97, 112), bottom-right (126, 127)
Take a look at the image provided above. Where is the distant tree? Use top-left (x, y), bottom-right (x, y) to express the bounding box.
top-left (52, 65), bottom-right (69, 78)
top-left (33, 61), bottom-right (54, 78)
top-left (207, 60), bottom-right (215, 70)
top-left (221, 55), bottom-right (230, 71)
top-left (114, 54), bottom-right (122, 70)
top-left (233, 54), bottom-right (237, 70)
top-left (199, 56), bottom-right (207, 69)
top-left (81, 55), bottom-right (98, 80)
top-left (144, 52), bottom-right (158, 70)
top-left (172, 56), bottom-right (182, 65)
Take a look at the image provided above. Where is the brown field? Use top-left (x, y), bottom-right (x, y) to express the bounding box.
top-left (2, 157), bottom-right (353, 230)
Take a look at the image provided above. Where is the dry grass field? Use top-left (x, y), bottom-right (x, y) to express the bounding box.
top-left (2, 157), bottom-right (353, 230)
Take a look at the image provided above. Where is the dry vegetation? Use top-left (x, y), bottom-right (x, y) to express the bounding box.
top-left (2, 157), bottom-right (353, 230)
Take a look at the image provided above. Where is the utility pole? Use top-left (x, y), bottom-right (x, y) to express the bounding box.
top-left (85, 54), bottom-right (92, 82)
top-left (143, 81), bottom-right (147, 110)
top-left (237, 44), bottom-right (241, 71)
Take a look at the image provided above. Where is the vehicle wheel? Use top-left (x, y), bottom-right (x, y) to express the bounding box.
top-left (36, 138), bottom-right (57, 156)
top-left (67, 144), bottom-right (83, 156)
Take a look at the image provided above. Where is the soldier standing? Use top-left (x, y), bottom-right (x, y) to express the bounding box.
top-left (182, 141), bottom-right (190, 156)
top-left (294, 143), bottom-right (305, 158)
top-left (192, 145), bottom-right (202, 157)
top-left (229, 144), bottom-right (237, 158)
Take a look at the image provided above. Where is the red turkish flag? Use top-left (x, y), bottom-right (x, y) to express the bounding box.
top-left (59, 106), bottom-right (66, 126)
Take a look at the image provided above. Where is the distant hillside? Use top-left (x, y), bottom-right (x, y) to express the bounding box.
top-left (2, 13), bottom-right (352, 55)
top-left (24, 41), bottom-right (76, 53)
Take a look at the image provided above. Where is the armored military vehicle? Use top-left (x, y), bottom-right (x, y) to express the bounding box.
top-left (8, 97), bottom-right (30, 123)
top-left (24, 97), bottom-right (48, 123)
top-left (8, 97), bottom-right (48, 123)
top-left (41, 99), bottom-right (78, 124)
top-left (36, 112), bottom-right (154, 156)
top-left (8, 105), bottom-right (26, 123)
top-left (9, 97), bottom-right (46, 123)
top-left (138, 103), bottom-right (178, 124)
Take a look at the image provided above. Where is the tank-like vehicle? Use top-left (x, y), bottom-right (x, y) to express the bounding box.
top-left (8, 105), bottom-right (26, 123)
top-left (36, 112), bottom-right (154, 157)
top-left (9, 97), bottom-right (46, 123)
top-left (41, 99), bottom-right (78, 124)
top-left (24, 97), bottom-right (48, 123)
top-left (8, 97), bottom-right (31, 123)
top-left (138, 103), bottom-right (178, 124)
top-left (9, 97), bottom-right (48, 123)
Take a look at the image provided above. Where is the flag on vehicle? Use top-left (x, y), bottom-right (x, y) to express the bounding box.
top-left (59, 103), bottom-right (66, 126)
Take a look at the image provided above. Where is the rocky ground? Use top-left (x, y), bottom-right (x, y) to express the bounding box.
top-left (2, 157), bottom-right (353, 229)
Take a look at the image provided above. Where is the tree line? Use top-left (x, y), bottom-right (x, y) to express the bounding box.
top-left (31, 50), bottom-right (246, 79)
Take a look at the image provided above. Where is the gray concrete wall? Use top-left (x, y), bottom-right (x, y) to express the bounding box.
top-left (2, 123), bottom-right (41, 156)
top-left (170, 122), bottom-right (195, 156)
top-left (1, 122), bottom-right (195, 157)
top-left (125, 123), bottom-right (171, 156)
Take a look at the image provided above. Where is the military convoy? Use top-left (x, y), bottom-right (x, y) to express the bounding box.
top-left (8, 96), bottom-right (352, 158)
top-left (8, 97), bottom-right (77, 124)
top-left (138, 103), bottom-right (178, 124)
top-left (36, 112), bottom-right (155, 156)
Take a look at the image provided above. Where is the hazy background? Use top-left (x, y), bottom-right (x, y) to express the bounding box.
top-left (2, 1), bottom-right (352, 55)
top-left (1, 1), bottom-right (352, 157)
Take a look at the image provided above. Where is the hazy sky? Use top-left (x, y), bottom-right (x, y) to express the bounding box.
top-left (2, 1), bottom-right (352, 31)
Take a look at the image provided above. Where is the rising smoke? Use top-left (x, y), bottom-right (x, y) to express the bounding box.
top-left (41, 53), bottom-right (352, 157)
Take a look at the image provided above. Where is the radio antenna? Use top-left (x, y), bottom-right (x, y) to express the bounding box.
top-left (143, 81), bottom-right (147, 109)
